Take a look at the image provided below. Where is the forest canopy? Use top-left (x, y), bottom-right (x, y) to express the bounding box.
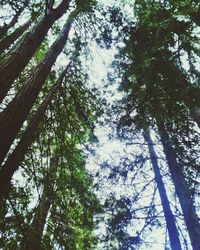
top-left (0, 0), bottom-right (200, 249)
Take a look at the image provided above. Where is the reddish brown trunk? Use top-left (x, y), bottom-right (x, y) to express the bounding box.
top-left (0, 10), bottom-right (76, 166)
top-left (0, 64), bottom-right (70, 200)
top-left (158, 122), bottom-right (200, 250)
top-left (0, 0), bottom-right (71, 103)
top-left (144, 130), bottom-right (182, 250)
top-left (0, 20), bottom-right (31, 55)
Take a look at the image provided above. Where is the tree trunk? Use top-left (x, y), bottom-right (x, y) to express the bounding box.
top-left (0, 0), bottom-right (71, 103)
top-left (0, 10), bottom-right (76, 166)
top-left (143, 130), bottom-right (182, 250)
top-left (0, 63), bottom-right (70, 201)
top-left (0, 20), bottom-right (31, 55)
top-left (25, 156), bottom-right (58, 250)
top-left (25, 191), bottom-right (51, 250)
top-left (158, 122), bottom-right (200, 250)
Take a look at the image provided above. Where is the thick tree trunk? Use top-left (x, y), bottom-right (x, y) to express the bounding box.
top-left (0, 10), bottom-right (76, 166)
top-left (143, 130), bottom-right (182, 250)
top-left (0, 20), bottom-right (31, 55)
top-left (0, 64), bottom-right (70, 201)
top-left (0, 0), bottom-right (71, 103)
top-left (158, 122), bottom-right (200, 250)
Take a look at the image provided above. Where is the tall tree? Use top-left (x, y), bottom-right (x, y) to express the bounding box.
top-left (109, 0), bottom-right (200, 248)
top-left (0, 62), bottom-right (71, 201)
top-left (0, 0), bottom-right (71, 103)
top-left (0, 37), bottom-right (100, 249)
top-left (118, 0), bottom-right (200, 128)
top-left (143, 130), bottom-right (182, 250)
top-left (0, 9), bottom-right (76, 165)
top-left (158, 122), bottom-right (200, 249)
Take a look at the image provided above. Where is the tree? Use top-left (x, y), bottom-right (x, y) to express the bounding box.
top-left (158, 122), bottom-right (200, 249)
top-left (0, 0), bottom-right (71, 103)
top-left (0, 1), bottom-right (105, 248)
top-left (0, 61), bottom-right (71, 201)
top-left (143, 130), bottom-right (182, 250)
top-left (0, 31), bottom-right (101, 248)
top-left (0, 9), bottom-right (76, 166)
top-left (108, 0), bottom-right (200, 248)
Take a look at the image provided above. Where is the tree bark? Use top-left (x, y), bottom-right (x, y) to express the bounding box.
top-left (158, 122), bottom-right (200, 250)
top-left (0, 10), bottom-right (76, 166)
top-left (0, 63), bottom-right (70, 201)
top-left (0, 0), bottom-right (71, 103)
top-left (0, 19), bottom-right (31, 55)
top-left (143, 130), bottom-right (182, 250)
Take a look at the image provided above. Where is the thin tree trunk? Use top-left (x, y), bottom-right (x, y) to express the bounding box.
top-left (143, 130), bottom-right (182, 250)
top-left (0, 20), bottom-right (31, 55)
top-left (25, 190), bottom-right (51, 250)
top-left (0, 63), bottom-right (70, 201)
top-left (0, 0), bottom-right (29, 37)
top-left (158, 122), bottom-right (200, 250)
top-left (0, 10), bottom-right (76, 166)
top-left (25, 156), bottom-right (58, 250)
top-left (0, 0), bottom-right (71, 103)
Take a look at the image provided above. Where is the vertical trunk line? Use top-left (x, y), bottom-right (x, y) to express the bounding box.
top-left (0, 63), bottom-right (70, 201)
top-left (0, 10), bottom-right (76, 166)
top-left (25, 156), bottom-right (58, 250)
top-left (143, 130), bottom-right (182, 250)
top-left (0, 0), bottom-right (71, 103)
top-left (158, 122), bottom-right (200, 250)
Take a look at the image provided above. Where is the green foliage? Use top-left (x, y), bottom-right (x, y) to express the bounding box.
top-left (116, 0), bottom-right (200, 128)
top-left (76, 0), bottom-right (97, 12)
top-left (0, 6), bottom-right (102, 248)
